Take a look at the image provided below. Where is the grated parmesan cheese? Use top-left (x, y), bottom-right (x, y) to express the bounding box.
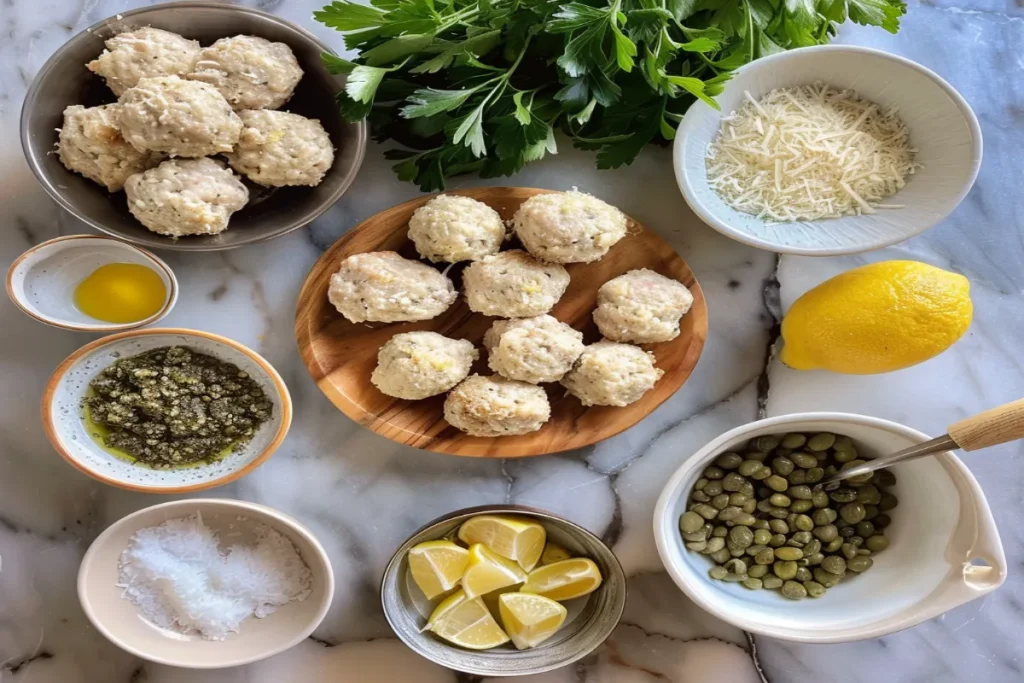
top-left (705, 83), bottom-right (919, 222)
top-left (117, 513), bottom-right (312, 640)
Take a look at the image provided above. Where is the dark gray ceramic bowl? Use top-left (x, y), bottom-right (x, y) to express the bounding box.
top-left (21, 2), bottom-right (367, 252)
top-left (381, 505), bottom-right (627, 677)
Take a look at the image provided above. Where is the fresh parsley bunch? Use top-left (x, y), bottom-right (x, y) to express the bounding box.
top-left (316, 0), bottom-right (905, 191)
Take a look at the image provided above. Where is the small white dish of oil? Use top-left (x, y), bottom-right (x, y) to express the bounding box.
top-left (6, 234), bottom-right (177, 332)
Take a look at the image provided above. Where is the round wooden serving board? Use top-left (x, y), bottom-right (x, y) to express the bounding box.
top-left (295, 187), bottom-right (708, 457)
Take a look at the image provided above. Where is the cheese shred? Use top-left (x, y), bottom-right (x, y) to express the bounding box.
top-left (706, 83), bottom-right (919, 222)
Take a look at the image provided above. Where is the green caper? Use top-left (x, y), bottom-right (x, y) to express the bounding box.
top-left (750, 467), bottom-right (771, 481)
top-left (775, 547), bottom-right (803, 561)
top-left (865, 535), bottom-right (890, 552)
top-left (850, 535), bottom-right (864, 547)
top-left (729, 526), bottom-right (753, 548)
top-left (806, 553), bottom-right (824, 565)
top-left (723, 572), bottom-right (747, 582)
top-left (773, 560), bottom-right (798, 580)
top-left (794, 514), bottom-right (814, 532)
top-left (709, 566), bottom-right (728, 580)
top-left (762, 575), bottom-right (783, 589)
top-left (789, 500), bottom-right (813, 513)
top-left (724, 558), bottom-right (748, 574)
top-left (692, 504), bottom-right (718, 519)
top-left (839, 525), bottom-right (856, 538)
top-left (840, 503), bottom-right (867, 524)
top-left (755, 548), bottom-right (775, 565)
top-left (748, 564), bottom-right (769, 579)
top-left (755, 435), bottom-right (780, 451)
top-left (686, 540), bottom-right (707, 551)
top-left (742, 577), bottom-right (763, 590)
top-left (813, 508), bottom-right (837, 526)
top-left (746, 450), bottom-right (769, 463)
top-left (813, 567), bottom-right (840, 588)
top-left (722, 472), bottom-right (746, 492)
top-left (789, 485), bottom-right (813, 500)
top-left (703, 480), bottom-right (724, 496)
top-left (821, 556), bottom-right (847, 575)
top-left (833, 449), bottom-right (858, 464)
top-left (769, 493), bottom-right (791, 507)
top-left (753, 529), bottom-right (772, 546)
top-left (682, 530), bottom-right (707, 542)
top-left (824, 538), bottom-right (843, 553)
top-left (712, 494), bottom-right (730, 510)
top-left (791, 452), bottom-right (818, 469)
top-left (879, 493), bottom-right (899, 511)
top-left (811, 490), bottom-right (830, 508)
top-left (841, 460), bottom-right (874, 485)
top-left (813, 524), bottom-right (838, 542)
top-left (790, 531), bottom-right (813, 545)
top-left (803, 539), bottom-right (822, 556)
top-left (753, 519), bottom-right (770, 530)
top-left (691, 491), bottom-right (711, 503)
top-left (841, 543), bottom-right (858, 560)
top-left (855, 521), bottom-right (876, 538)
top-left (781, 580), bottom-right (808, 599)
top-left (733, 513), bottom-right (758, 526)
top-left (680, 511), bottom-right (705, 533)
top-left (716, 506), bottom-right (743, 521)
top-left (694, 477), bottom-right (709, 491)
top-left (745, 545), bottom-right (767, 557)
top-left (788, 470), bottom-right (808, 485)
top-left (737, 460), bottom-right (763, 476)
top-left (781, 433), bottom-right (807, 449)
top-left (857, 548), bottom-right (872, 556)
top-left (713, 526), bottom-right (728, 538)
top-left (874, 470), bottom-right (897, 487)
top-left (847, 556), bottom-right (874, 573)
top-left (710, 548), bottom-right (731, 563)
top-left (772, 457), bottom-right (795, 476)
top-left (795, 567), bottom-right (812, 582)
top-left (739, 481), bottom-right (755, 497)
top-left (806, 468), bottom-right (824, 483)
top-left (806, 433), bottom-right (836, 451)
top-left (705, 537), bottom-right (726, 553)
top-left (715, 452), bottom-right (744, 470)
top-left (729, 493), bottom-right (749, 506)
top-left (863, 504), bottom-right (879, 521)
top-left (769, 534), bottom-right (786, 547)
top-left (742, 499), bottom-right (758, 514)
top-left (768, 507), bottom-right (789, 520)
top-left (703, 466), bottom-right (726, 480)
top-left (856, 485), bottom-right (881, 505)
top-left (765, 475), bottom-right (789, 492)
top-left (769, 519), bottom-right (789, 534)
top-left (804, 580), bottom-right (826, 598)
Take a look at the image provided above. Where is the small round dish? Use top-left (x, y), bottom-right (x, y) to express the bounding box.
top-left (79, 498), bottom-right (333, 668)
top-left (381, 505), bottom-right (626, 677)
top-left (42, 328), bottom-right (292, 493)
top-left (653, 413), bottom-right (1006, 643)
top-left (6, 235), bottom-right (178, 332)
top-left (295, 187), bottom-right (708, 457)
top-left (674, 45), bottom-right (982, 255)
top-left (21, 1), bottom-right (367, 251)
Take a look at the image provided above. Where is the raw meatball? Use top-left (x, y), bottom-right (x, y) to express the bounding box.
top-left (188, 35), bottom-right (303, 110)
top-left (408, 194), bottom-right (506, 263)
top-left (594, 269), bottom-right (694, 343)
top-left (87, 28), bottom-right (200, 97)
top-left (328, 252), bottom-right (457, 324)
top-left (225, 110), bottom-right (334, 187)
top-left (513, 190), bottom-right (628, 263)
top-left (462, 250), bottom-right (570, 318)
top-left (483, 315), bottom-right (584, 384)
top-left (118, 76), bottom-right (242, 157)
top-left (443, 375), bottom-right (551, 437)
top-left (371, 332), bottom-right (478, 400)
top-left (124, 158), bottom-right (248, 237)
top-left (561, 340), bottom-right (663, 407)
top-left (57, 104), bottom-right (162, 192)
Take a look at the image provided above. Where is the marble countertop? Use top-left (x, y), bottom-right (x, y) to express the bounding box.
top-left (2, 1), bottom-right (1023, 681)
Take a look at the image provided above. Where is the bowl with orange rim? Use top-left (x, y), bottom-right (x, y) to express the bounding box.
top-left (42, 328), bottom-right (291, 492)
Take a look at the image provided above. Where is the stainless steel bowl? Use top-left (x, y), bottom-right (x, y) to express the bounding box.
top-left (21, 2), bottom-right (367, 252)
top-left (381, 505), bottom-right (626, 677)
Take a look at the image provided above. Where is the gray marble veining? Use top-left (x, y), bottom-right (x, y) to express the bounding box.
top-left (1, 1), bottom-right (1022, 681)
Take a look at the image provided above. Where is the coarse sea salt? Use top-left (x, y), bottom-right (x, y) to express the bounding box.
top-left (117, 513), bottom-right (312, 640)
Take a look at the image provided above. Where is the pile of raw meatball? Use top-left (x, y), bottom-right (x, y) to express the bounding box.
top-left (327, 190), bottom-right (695, 438)
top-left (57, 27), bottom-right (335, 237)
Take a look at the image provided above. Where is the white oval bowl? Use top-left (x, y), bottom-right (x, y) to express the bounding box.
top-left (79, 498), bottom-right (333, 668)
top-left (673, 45), bottom-right (982, 255)
top-left (653, 413), bottom-right (1005, 642)
top-left (43, 328), bottom-right (292, 492)
top-left (6, 235), bottom-right (178, 331)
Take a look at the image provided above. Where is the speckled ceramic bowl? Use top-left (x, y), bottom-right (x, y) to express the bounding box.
top-left (381, 505), bottom-right (626, 677)
top-left (79, 498), bottom-right (333, 668)
top-left (7, 235), bottom-right (178, 332)
top-left (42, 328), bottom-right (291, 492)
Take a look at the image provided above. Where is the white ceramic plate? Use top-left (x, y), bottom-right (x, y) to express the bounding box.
top-left (79, 498), bottom-right (333, 668)
top-left (674, 45), bottom-right (982, 255)
top-left (653, 413), bottom-right (1006, 642)
top-left (43, 329), bottom-right (292, 492)
top-left (6, 235), bottom-right (178, 331)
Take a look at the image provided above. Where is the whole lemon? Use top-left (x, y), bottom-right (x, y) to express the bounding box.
top-left (780, 261), bottom-right (972, 374)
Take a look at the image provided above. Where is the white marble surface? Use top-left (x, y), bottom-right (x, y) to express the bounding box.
top-left (1, 1), bottom-right (1022, 681)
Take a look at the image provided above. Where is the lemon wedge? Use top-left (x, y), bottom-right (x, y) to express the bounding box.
top-left (458, 515), bottom-right (546, 571)
top-left (408, 540), bottom-right (470, 600)
top-left (521, 558), bottom-right (603, 601)
top-left (539, 542), bottom-right (571, 566)
top-left (498, 593), bottom-right (567, 650)
top-left (462, 543), bottom-right (527, 599)
top-left (427, 589), bottom-right (510, 649)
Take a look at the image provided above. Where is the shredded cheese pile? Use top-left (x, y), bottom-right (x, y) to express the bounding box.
top-left (705, 83), bottom-right (919, 222)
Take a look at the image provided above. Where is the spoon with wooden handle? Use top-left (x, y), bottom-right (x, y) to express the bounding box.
top-left (821, 398), bottom-right (1024, 486)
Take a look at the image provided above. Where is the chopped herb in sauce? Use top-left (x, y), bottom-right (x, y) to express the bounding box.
top-left (86, 346), bottom-right (273, 469)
